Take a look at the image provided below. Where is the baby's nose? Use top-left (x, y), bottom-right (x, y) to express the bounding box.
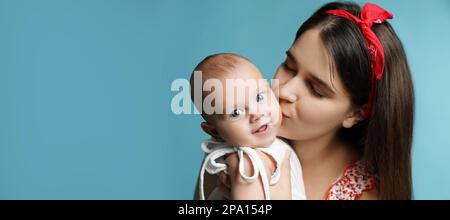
top-left (250, 113), bottom-right (264, 123)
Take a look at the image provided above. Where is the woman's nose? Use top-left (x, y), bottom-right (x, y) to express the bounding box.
top-left (278, 80), bottom-right (298, 103)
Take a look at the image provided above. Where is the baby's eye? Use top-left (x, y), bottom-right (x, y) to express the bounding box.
top-left (256, 92), bottom-right (266, 102)
top-left (230, 108), bottom-right (245, 118)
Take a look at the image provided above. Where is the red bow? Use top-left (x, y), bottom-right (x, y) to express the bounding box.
top-left (326, 3), bottom-right (393, 118)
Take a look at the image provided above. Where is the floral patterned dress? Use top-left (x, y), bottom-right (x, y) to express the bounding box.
top-left (325, 160), bottom-right (376, 200)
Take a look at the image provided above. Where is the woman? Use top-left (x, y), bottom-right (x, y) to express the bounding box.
top-left (197, 1), bottom-right (414, 200)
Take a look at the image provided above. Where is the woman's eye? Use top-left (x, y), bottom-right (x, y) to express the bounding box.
top-left (308, 84), bottom-right (324, 98)
top-left (230, 108), bottom-right (245, 118)
top-left (312, 89), bottom-right (323, 98)
top-left (256, 92), bottom-right (265, 102)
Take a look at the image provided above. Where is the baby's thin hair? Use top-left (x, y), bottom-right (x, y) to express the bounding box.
top-left (189, 53), bottom-right (254, 120)
top-left (190, 53), bottom-right (252, 86)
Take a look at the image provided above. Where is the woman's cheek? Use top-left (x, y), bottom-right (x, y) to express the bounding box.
top-left (296, 98), bottom-right (346, 126)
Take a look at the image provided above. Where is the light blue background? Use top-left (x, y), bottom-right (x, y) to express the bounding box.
top-left (0, 0), bottom-right (449, 199)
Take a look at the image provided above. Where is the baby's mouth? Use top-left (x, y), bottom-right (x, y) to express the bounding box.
top-left (254, 124), bottom-right (268, 133)
top-left (252, 118), bottom-right (272, 134)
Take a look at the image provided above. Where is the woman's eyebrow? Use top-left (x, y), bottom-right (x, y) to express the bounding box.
top-left (309, 74), bottom-right (336, 95)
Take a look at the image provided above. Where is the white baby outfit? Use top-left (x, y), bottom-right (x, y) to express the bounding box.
top-left (198, 138), bottom-right (306, 200)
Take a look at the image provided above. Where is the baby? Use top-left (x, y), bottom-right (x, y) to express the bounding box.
top-left (191, 53), bottom-right (305, 200)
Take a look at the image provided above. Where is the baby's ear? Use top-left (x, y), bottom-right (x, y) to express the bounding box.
top-left (201, 122), bottom-right (223, 141)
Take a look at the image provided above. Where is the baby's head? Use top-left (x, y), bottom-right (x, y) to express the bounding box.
top-left (190, 53), bottom-right (281, 147)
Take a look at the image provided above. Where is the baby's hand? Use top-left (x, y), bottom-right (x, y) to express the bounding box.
top-left (257, 150), bottom-right (277, 178)
top-left (269, 150), bottom-right (292, 200)
top-left (225, 150), bottom-right (276, 182)
top-left (219, 150), bottom-right (291, 200)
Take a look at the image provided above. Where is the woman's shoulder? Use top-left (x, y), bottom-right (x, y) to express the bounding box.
top-left (325, 160), bottom-right (377, 200)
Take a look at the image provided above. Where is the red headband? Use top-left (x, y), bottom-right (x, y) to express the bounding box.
top-left (325, 3), bottom-right (393, 118)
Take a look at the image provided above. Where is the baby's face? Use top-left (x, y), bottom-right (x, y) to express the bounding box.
top-left (208, 62), bottom-right (281, 147)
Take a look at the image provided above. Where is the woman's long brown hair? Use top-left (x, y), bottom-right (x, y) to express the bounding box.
top-left (295, 2), bottom-right (414, 199)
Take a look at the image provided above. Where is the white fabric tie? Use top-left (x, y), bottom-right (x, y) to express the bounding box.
top-left (199, 139), bottom-right (272, 200)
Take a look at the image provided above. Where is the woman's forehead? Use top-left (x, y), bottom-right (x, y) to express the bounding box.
top-left (289, 29), bottom-right (344, 94)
